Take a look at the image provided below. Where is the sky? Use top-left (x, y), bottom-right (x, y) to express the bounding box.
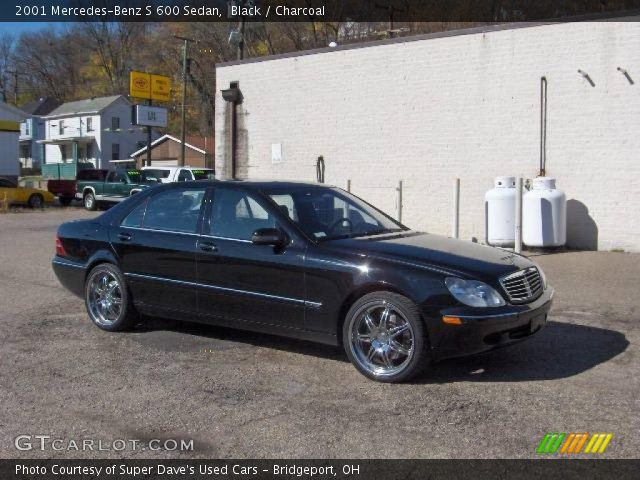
top-left (1, 22), bottom-right (52, 36)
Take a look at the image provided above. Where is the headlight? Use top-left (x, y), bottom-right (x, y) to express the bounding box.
top-left (445, 277), bottom-right (506, 307)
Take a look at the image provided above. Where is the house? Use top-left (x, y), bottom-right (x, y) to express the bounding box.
top-left (0, 101), bottom-right (26, 182)
top-left (18, 97), bottom-right (61, 170)
top-left (129, 134), bottom-right (214, 170)
top-left (39, 95), bottom-right (156, 179)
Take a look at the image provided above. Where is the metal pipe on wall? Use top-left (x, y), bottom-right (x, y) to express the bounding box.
top-left (396, 180), bottom-right (403, 223)
top-left (452, 178), bottom-right (460, 238)
top-left (515, 177), bottom-right (523, 253)
top-left (540, 76), bottom-right (547, 177)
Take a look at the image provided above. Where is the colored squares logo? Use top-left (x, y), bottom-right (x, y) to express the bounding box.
top-left (537, 433), bottom-right (613, 454)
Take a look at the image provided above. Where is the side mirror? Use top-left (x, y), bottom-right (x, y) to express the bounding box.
top-left (251, 228), bottom-right (286, 247)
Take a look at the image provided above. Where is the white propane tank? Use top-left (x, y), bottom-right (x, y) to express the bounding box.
top-left (523, 177), bottom-right (567, 247)
top-left (485, 176), bottom-right (516, 247)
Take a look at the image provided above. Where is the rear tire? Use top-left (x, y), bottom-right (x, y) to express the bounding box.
top-left (84, 263), bottom-right (137, 331)
top-left (59, 196), bottom-right (73, 206)
top-left (83, 191), bottom-right (97, 211)
top-left (343, 291), bottom-right (430, 383)
top-left (28, 194), bottom-right (43, 209)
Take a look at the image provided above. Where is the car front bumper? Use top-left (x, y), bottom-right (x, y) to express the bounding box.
top-left (431, 287), bottom-right (554, 361)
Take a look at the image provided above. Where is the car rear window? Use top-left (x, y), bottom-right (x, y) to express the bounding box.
top-left (77, 170), bottom-right (107, 181)
top-left (144, 169), bottom-right (171, 179)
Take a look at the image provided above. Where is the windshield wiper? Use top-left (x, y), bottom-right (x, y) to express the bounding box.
top-left (319, 228), bottom-right (403, 242)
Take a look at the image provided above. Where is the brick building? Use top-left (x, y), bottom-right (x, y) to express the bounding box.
top-left (214, 21), bottom-right (640, 252)
top-left (130, 134), bottom-right (214, 170)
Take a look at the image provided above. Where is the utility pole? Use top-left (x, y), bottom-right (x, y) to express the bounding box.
top-left (238, 13), bottom-right (246, 60)
top-left (174, 35), bottom-right (197, 167)
top-left (375, 1), bottom-right (405, 38)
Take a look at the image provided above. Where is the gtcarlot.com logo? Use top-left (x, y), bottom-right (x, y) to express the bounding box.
top-left (536, 433), bottom-right (613, 455)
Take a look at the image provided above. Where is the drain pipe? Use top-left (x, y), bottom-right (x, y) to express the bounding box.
top-left (540, 77), bottom-right (547, 177)
top-left (221, 82), bottom-right (243, 179)
top-left (515, 177), bottom-right (523, 253)
top-left (452, 178), bottom-right (460, 239)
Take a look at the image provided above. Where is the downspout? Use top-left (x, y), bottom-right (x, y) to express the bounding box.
top-left (221, 82), bottom-right (243, 179)
top-left (540, 76), bottom-right (547, 177)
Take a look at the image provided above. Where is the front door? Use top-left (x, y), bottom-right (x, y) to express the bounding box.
top-left (111, 186), bottom-right (207, 313)
top-left (196, 186), bottom-right (307, 329)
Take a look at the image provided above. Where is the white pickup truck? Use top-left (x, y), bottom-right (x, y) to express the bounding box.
top-left (141, 166), bottom-right (215, 183)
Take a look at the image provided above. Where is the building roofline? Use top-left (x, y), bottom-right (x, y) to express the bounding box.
top-left (130, 134), bottom-right (207, 158)
top-left (42, 95), bottom-right (126, 119)
top-left (216, 11), bottom-right (640, 69)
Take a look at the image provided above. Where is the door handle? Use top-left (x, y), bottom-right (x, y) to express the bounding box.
top-left (197, 240), bottom-right (218, 253)
top-left (118, 232), bottom-right (132, 242)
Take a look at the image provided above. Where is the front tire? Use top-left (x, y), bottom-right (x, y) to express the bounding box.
top-left (85, 264), bottom-right (137, 331)
top-left (28, 194), bottom-right (43, 209)
top-left (59, 196), bottom-right (73, 206)
top-left (343, 292), bottom-right (430, 383)
top-left (83, 191), bottom-right (97, 211)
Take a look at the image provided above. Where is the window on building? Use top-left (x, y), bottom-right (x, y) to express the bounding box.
top-left (143, 188), bottom-right (206, 233)
top-left (111, 117), bottom-right (120, 130)
top-left (24, 121), bottom-right (30, 136)
top-left (60, 145), bottom-right (67, 162)
top-left (86, 117), bottom-right (93, 132)
top-left (111, 143), bottom-right (120, 161)
top-left (58, 120), bottom-right (64, 135)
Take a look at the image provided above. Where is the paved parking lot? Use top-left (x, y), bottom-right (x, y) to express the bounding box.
top-left (0, 207), bottom-right (638, 458)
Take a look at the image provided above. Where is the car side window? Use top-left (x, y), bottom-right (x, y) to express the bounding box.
top-left (177, 169), bottom-right (193, 182)
top-left (0, 178), bottom-right (16, 188)
top-left (209, 189), bottom-right (276, 240)
top-left (121, 200), bottom-right (147, 227)
top-left (143, 188), bottom-right (206, 233)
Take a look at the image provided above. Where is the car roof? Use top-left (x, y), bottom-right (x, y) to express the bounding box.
top-left (166, 179), bottom-right (334, 190)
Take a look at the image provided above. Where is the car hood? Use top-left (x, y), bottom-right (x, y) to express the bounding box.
top-left (327, 231), bottom-right (532, 281)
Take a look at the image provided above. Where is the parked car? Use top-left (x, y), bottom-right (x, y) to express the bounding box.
top-left (76, 168), bottom-right (160, 211)
top-left (141, 166), bottom-right (215, 183)
top-left (0, 177), bottom-right (55, 208)
top-left (47, 169), bottom-right (108, 206)
top-left (52, 180), bottom-right (552, 382)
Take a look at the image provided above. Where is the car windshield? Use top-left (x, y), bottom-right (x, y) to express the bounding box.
top-left (265, 186), bottom-right (405, 241)
top-left (191, 169), bottom-right (215, 180)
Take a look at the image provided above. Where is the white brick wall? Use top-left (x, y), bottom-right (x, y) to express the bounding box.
top-left (215, 22), bottom-right (640, 252)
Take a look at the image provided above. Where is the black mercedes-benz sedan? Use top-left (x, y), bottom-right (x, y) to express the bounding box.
top-left (52, 180), bottom-right (552, 382)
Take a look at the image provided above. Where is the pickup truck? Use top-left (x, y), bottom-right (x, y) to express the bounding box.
top-left (47, 169), bottom-right (107, 206)
top-left (77, 169), bottom-right (160, 210)
top-left (141, 166), bottom-right (215, 183)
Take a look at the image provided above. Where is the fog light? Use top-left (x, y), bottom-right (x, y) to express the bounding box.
top-left (442, 316), bottom-right (462, 325)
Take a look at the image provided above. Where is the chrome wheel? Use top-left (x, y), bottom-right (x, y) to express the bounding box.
top-left (349, 300), bottom-right (415, 378)
top-left (87, 270), bottom-right (123, 326)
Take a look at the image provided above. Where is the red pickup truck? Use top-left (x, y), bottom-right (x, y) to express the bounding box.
top-left (47, 169), bottom-right (107, 206)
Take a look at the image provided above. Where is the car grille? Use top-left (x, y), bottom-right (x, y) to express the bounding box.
top-left (499, 267), bottom-right (543, 304)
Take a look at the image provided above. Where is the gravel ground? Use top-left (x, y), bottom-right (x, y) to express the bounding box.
top-left (0, 207), bottom-right (638, 459)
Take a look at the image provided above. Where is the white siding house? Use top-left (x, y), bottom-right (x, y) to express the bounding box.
top-left (18, 97), bottom-right (60, 169)
top-left (0, 101), bottom-right (25, 182)
top-left (40, 95), bottom-right (154, 178)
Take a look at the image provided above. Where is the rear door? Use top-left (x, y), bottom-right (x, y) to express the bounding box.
top-left (196, 186), bottom-right (307, 328)
top-left (111, 185), bottom-right (207, 313)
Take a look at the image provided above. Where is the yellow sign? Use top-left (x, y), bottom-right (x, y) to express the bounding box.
top-left (130, 71), bottom-right (171, 102)
top-left (151, 74), bottom-right (171, 102)
top-left (0, 120), bottom-right (20, 132)
top-left (130, 71), bottom-right (151, 99)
